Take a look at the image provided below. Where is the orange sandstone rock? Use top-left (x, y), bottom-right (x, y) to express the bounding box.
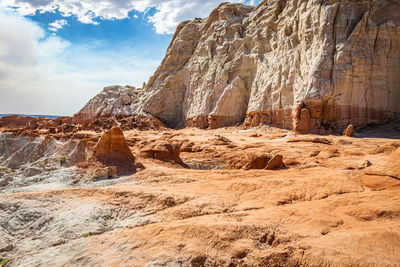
top-left (91, 126), bottom-right (136, 175)
top-left (140, 141), bottom-right (187, 167)
top-left (343, 125), bottom-right (355, 137)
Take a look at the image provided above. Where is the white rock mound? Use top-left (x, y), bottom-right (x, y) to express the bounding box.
top-left (75, 85), bottom-right (142, 120)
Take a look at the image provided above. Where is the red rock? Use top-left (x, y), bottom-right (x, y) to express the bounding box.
top-left (294, 108), bottom-right (315, 132)
top-left (343, 125), bottom-right (355, 137)
top-left (265, 154), bottom-right (284, 170)
top-left (140, 141), bottom-right (186, 167)
top-left (92, 126), bottom-right (136, 175)
top-left (226, 153), bottom-right (272, 170)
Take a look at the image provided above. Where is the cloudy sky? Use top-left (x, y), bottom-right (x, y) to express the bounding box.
top-left (0, 0), bottom-right (261, 116)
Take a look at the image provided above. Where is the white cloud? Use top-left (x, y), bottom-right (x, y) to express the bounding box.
top-left (149, 0), bottom-right (242, 34)
top-left (0, 10), bottom-right (160, 115)
top-left (0, 0), bottom-right (262, 115)
top-left (48, 19), bottom-right (68, 32)
top-left (2, 0), bottom-right (260, 34)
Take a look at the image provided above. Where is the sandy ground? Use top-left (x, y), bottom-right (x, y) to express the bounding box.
top-left (1, 126), bottom-right (400, 266)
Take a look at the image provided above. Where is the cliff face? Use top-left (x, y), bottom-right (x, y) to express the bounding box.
top-left (136, 0), bottom-right (400, 130)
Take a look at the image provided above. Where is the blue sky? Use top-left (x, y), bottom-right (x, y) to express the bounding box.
top-left (0, 0), bottom-right (261, 115)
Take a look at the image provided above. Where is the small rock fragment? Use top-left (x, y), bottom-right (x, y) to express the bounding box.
top-left (343, 125), bottom-right (354, 137)
top-left (358, 160), bottom-right (373, 170)
top-left (266, 154), bottom-right (284, 170)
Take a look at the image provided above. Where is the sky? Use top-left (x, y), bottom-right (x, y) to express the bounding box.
top-left (0, 0), bottom-right (261, 116)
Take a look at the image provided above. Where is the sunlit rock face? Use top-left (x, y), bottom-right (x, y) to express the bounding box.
top-left (75, 85), bottom-right (142, 120)
top-left (135, 0), bottom-right (400, 131)
top-left (91, 126), bottom-right (136, 175)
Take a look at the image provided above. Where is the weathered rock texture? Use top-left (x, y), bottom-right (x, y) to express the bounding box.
top-left (91, 126), bottom-right (135, 175)
top-left (2, 126), bottom-right (400, 266)
top-left (343, 124), bottom-right (355, 137)
top-left (75, 85), bottom-right (143, 121)
top-left (140, 141), bottom-right (186, 167)
top-left (135, 0), bottom-right (400, 131)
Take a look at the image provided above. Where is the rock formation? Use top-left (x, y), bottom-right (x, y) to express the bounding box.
top-left (140, 141), bottom-right (187, 167)
top-left (91, 126), bottom-right (136, 175)
top-left (2, 120), bottom-right (400, 266)
top-left (365, 147), bottom-right (400, 179)
top-left (226, 153), bottom-right (283, 170)
top-left (343, 124), bottom-right (355, 137)
top-left (132, 0), bottom-right (400, 131)
top-left (75, 85), bottom-right (142, 121)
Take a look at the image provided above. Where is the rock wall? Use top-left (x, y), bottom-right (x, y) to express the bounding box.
top-left (136, 0), bottom-right (400, 131)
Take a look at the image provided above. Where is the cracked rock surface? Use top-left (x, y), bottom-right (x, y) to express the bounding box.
top-left (1, 124), bottom-right (400, 266)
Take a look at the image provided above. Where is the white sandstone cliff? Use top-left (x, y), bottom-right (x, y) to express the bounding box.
top-left (77, 0), bottom-right (400, 131)
top-left (138, 0), bottom-right (400, 131)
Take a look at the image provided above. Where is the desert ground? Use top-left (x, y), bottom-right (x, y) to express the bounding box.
top-left (1, 124), bottom-right (400, 266)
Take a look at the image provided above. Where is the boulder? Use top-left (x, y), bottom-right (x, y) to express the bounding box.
top-left (266, 155), bottom-right (284, 170)
top-left (92, 126), bottom-right (136, 175)
top-left (226, 154), bottom-right (272, 170)
top-left (140, 141), bottom-right (186, 167)
top-left (343, 125), bottom-right (355, 137)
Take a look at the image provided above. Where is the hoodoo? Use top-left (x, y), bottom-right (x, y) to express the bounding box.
top-left (91, 126), bottom-right (136, 175)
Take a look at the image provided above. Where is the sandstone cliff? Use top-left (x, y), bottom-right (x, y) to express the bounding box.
top-left (74, 0), bottom-right (400, 131)
top-left (136, 0), bottom-right (400, 131)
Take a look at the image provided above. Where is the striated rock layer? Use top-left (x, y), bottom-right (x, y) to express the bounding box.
top-left (134, 0), bottom-right (400, 131)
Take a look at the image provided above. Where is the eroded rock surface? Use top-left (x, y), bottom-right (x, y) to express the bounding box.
top-left (1, 125), bottom-right (400, 266)
top-left (134, 0), bottom-right (400, 131)
top-left (140, 141), bottom-right (186, 167)
top-left (91, 126), bottom-right (136, 175)
top-left (75, 85), bottom-right (142, 120)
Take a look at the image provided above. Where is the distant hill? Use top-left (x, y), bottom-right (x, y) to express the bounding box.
top-left (0, 114), bottom-right (60, 119)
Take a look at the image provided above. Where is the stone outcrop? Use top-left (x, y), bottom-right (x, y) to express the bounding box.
top-left (131, 0), bottom-right (400, 131)
top-left (91, 126), bottom-right (136, 175)
top-left (365, 147), bottom-right (400, 179)
top-left (140, 141), bottom-right (187, 167)
top-left (75, 85), bottom-right (142, 121)
top-left (343, 125), bottom-right (355, 137)
top-left (226, 153), bottom-right (284, 170)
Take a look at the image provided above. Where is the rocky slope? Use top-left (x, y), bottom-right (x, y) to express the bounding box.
top-left (75, 0), bottom-right (400, 131)
top-left (1, 125), bottom-right (400, 266)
